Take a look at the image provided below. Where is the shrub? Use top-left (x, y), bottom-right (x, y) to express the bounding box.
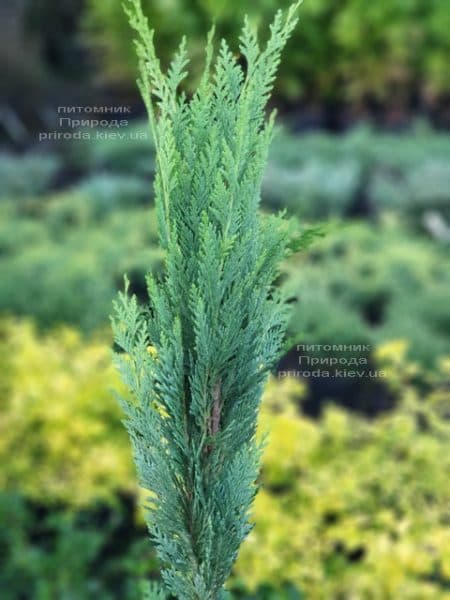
top-left (0, 319), bottom-right (133, 505)
top-left (70, 174), bottom-right (151, 218)
top-left (265, 125), bottom-right (450, 222)
top-left (0, 153), bottom-right (60, 199)
top-left (0, 203), bottom-right (163, 331)
top-left (263, 158), bottom-right (360, 219)
top-left (284, 221), bottom-right (450, 368)
top-left (369, 158), bottom-right (450, 225)
top-left (83, 0), bottom-right (450, 106)
top-left (62, 124), bottom-right (450, 225)
top-left (67, 121), bottom-right (155, 176)
top-left (0, 493), bottom-right (155, 600)
top-left (111, 2), bottom-right (301, 597)
top-left (234, 374), bottom-right (450, 599)
top-left (1, 320), bottom-right (449, 598)
top-left (0, 205), bottom-right (47, 256)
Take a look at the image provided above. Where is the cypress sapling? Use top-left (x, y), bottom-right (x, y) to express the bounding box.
top-left (112, 2), bottom-right (301, 598)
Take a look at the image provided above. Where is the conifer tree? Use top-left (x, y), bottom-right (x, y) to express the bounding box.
top-left (112, 2), bottom-right (301, 598)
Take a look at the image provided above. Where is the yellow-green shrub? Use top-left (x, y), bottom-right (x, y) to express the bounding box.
top-left (1, 321), bottom-right (449, 598)
top-left (0, 319), bottom-right (135, 506)
top-left (235, 364), bottom-right (450, 599)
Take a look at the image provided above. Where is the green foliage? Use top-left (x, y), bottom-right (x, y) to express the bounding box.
top-left (235, 374), bottom-right (450, 598)
top-left (369, 158), bottom-right (450, 225)
top-left (75, 174), bottom-right (151, 217)
top-left (1, 319), bottom-right (449, 598)
top-left (0, 492), bottom-right (155, 600)
top-left (1, 186), bottom-right (448, 370)
top-left (1, 129), bottom-right (449, 367)
top-left (140, 580), bottom-right (167, 600)
top-left (284, 221), bottom-right (450, 368)
top-left (0, 153), bottom-right (60, 199)
top-left (0, 319), bottom-right (303, 598)
top-left (0, 191), bottom-right (163, 331)
top-left (111, 3), bottom-right (300, 598)
top-left (60, 122), bottom-right (450, 227)
top-left (67, 121), bottom-right (155, 176)
top-left (265, 124), bottom-right (450, 223)
top-left (0, 319), bottom-right (134, 505)
top-left (263, 157), bottom-right (361, 219)
top-left (0, 494), bottom-right (105, 600)
top-left (83, 0), bottom-right (450, 104)
top-left (68, 119), bottom-right (450, 226)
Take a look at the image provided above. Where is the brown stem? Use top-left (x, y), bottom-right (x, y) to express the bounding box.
top-left (211, 381), bottom-right (222, 435)
top-left (204, 380), bottom-right (222, 455)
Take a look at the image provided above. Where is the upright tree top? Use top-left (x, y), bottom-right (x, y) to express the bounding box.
top-left (112, 2), bottom-right (301, 598)
top-left (124, 0), bottom-right (300, 249)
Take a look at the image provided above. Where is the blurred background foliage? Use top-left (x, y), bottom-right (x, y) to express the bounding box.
top-left (1, 0), bottom-right (450, 598)
top-left (83, 0), bottom-right (450, 112)
top-left (1, 323), bottom-right (449, 598)
top-left (2, 0), bottom-right (450, 140)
